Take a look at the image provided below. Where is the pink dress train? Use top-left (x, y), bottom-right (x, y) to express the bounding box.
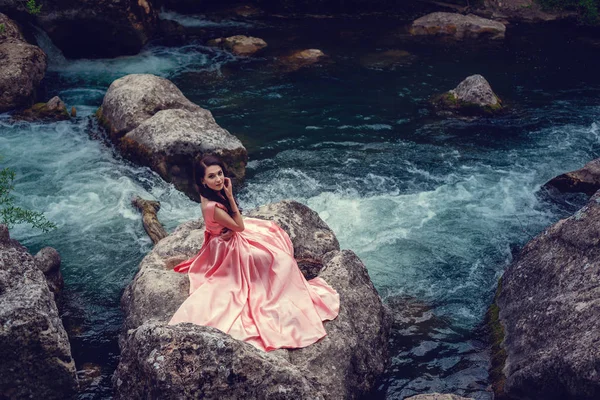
top-left (168, 201), bottom-right (340, 352)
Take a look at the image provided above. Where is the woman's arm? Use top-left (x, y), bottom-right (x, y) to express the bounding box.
top-left (213, 178), bottom-right (245, 232)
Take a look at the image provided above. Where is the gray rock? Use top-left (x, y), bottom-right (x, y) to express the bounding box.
top-left (207, 35), bottom-right (267, 56)
top-left (405, 394), bottom-right (474, 400)
top-left (98, 74), bottom-right (248, 199)
top-left (0, 225), bottom-right (77, 398)
top-left (115, 201), bottom-right (390, 399)
top-left (114, 323), bottom-right (323, 400)
top-left (34, 246), bottom-right (64, 293)
top-left (36, 0), bottom-right (158, 58)
top-left (475, 0), bottom-right (576, 22)
top-left (99, 74), bottom-right (201, 137)
top-left (0, 12), bottom-right (24, 41)
top-left (17, 96), bottom-right (70, 122)
top-left (410, 12), bottom-right (506, 40)
top-left (0, 13), bottom-right (47, 113)
top-left (544, 158), bottom-right (600, 196)
top-left (492, 191), bottom-right (600, 399)
top-left (431, 74), bottom-right (503, 116)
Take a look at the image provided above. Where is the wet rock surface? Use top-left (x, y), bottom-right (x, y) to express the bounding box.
top-left (493, 191), bottom-right (600, 399)
top-left (0, 225), bottom-right (77, 398)
top-left (410, 12), bottom-right (506, 41)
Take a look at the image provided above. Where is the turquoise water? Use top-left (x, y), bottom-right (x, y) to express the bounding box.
top-left (2, 13), bottom-right (600, 399)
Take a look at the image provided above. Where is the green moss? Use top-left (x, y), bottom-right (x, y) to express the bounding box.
top-left (486, 276), bottom-right (508, 397)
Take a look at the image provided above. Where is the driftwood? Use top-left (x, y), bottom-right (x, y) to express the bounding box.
top-left (132, 197), bottom-right (168, 244)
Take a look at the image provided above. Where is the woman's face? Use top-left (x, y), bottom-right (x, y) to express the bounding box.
top-left (202, 165), bottom-right (224, 191)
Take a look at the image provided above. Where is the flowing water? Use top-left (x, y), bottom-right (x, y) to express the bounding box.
top-left (2, 11), bottom-right (600, 399)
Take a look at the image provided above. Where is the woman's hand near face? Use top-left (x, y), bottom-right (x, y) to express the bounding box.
top-left (223, 177), bottom-right (233, 199)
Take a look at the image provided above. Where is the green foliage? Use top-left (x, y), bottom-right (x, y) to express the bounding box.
top-left (0, 167), bottom-right (56, 232)
top-left (0, 23), bottom-right (6, 35)
top-left (25, 0), bottom-right (42, 15)
top-left (537, 0), bottom-right (599, 23)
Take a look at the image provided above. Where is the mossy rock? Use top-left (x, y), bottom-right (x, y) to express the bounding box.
top-left (431, 91), bottom-right (504, 116)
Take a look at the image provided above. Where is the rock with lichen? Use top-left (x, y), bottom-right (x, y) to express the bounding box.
top-left (431, 74), bottom-right (503, 116)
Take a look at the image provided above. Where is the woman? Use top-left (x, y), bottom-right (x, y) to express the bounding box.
top-left (168, 155), bottom-right (340, 352)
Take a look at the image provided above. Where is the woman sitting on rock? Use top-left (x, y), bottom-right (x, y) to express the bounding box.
top-left (169, 154), bottom-right (340, 351)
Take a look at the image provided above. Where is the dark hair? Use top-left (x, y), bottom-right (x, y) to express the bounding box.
top-left (194, 154), bottom-right (240, 215)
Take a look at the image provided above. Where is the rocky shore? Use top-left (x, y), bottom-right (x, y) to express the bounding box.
top-left (490, 170), bottom-right (600, 398)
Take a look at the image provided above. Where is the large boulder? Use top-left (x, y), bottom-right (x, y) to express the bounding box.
top-left (115, 201), bottom-right (391, 399)
top-left (0, 225), bottom-right (77, 398)
top-left (431, 74), bottom-right (503, 116)
top-left (35, 0), bottom-right (158, 58)
top-left (544, 158), bottom-right (600, 196)
top-left (98, 74), bottom-right (247, 200)
top-left (491, 191), bottom-right (600, 399)
top-left (410, 12), bottom-right (506, 41)
top-left (0, 13), bottom-right (47, 113)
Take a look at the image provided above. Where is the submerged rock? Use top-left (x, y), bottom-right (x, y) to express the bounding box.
top-left (491, 191), bottom-right (600, 399)
top-left (410, 12), bottom-right (506, 41)
top-left (17, 96), bottom-right (70, 121)
top-left (544, 158), bottom-right (600, 196)
top-left (0, 225), bottom-right (77, 398)
top-left (359, 49), bottom-right (414, 70)
top-left (0, 13), bottom-right (47, 113)
top-left (277, 49), bottom-right (327, 72)
top-left (207, 35), bottom-right (267, 56)
top-left (98, 74), bottom-right (247, 200)
top-left (431, 74), bottom-right (503, 116)
top-left (115, 201), bottom-right (391, 399)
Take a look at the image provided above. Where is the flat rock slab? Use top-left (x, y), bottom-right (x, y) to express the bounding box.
top-left (493, 191), bottom-right (600, 399)
top-left (410, 12), bottom-right (506, 41)
top-left (115, 201), bottom-right (390, 399)
top-left (0, 225), bottom-right (77, 398)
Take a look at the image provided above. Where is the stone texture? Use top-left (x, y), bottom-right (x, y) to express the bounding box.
top-left (208, 35), bottom-right (267, 56)
top-left (0, 225), bottom-right (77, 398)
top-left (544, 158), bottom-right (600, 196)
top-left (115, 201), bottom-right (390, 399)
top-left (475, 0), bottom-right (576, 22)
top-left (34, 246), bottom-right (64, 293)
top-left (0, 13), bottom-right (47, 113)
top-left (405, 394), bottom-right (474, 400)
top-left (492, 191), bottom-right (600, 399)
top-left (36, 0), bottom-right (159, 58)
top-left (17, 96), bottom-right (70, 121)
top-left (410, 12), bottom-right (506, 41)
top-left (98, 74), bottom-right (247, 200)
top-left (431, 74), bottom-right (503, 116)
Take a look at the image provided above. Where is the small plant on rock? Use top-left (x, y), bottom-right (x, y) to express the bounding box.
top-left (0, 23), bottom-right (6, 35)
top-left (25, 0), bottom-right (43, 15)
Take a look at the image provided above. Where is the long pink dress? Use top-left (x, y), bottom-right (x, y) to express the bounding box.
top-left (168, 201), bottom-right (340, 352)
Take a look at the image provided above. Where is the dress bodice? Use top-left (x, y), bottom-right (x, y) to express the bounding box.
top-left (202, 201), bottom-right (229, 235)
